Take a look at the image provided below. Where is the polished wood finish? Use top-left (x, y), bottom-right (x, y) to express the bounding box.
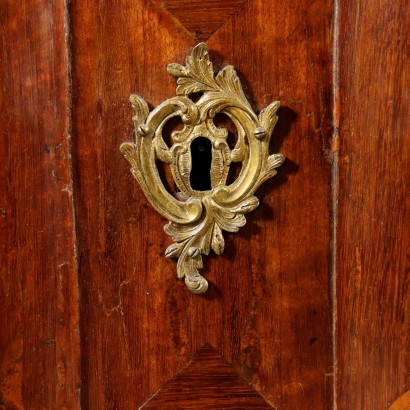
top-left (1, 0), bottom-right (408, 408)
top-left (151, 0), bottom-right (247, 41)
top-left (337, 0), bottom-right (410, 408)
top-left (0, 0), bottom-right (80, 408)
top-left (142, 343), bottom-right (272, 409)
top-left (69, 0), bottom-right (333, 408)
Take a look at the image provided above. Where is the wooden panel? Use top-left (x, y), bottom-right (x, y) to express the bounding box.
top-left (70, 0), bottom-right (334, 409)
top-left (1, 0), bottom-right (408, 408)
top-left (0, 0), bottom-right (80, 408)
top-left (142, 343), bottom-right (272, 409)
top-left (337, 0), bottom-right (410, 408)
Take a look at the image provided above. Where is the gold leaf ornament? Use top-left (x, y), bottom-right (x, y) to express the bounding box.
top-left (120, 43), bottom-right (285, 294)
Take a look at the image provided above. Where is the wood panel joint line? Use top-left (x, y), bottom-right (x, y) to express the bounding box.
top-left (63, 0), bottom-right (82, 406)
top-left (331, 0), bottom-right (340, 407)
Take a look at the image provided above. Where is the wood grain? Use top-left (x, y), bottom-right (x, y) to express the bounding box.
top-left (142, 343), bottom-right (273, 409)
top-left (4, 0), bottom-right (407, 408)
top-left (69, 0), bottom-right (333, 409)
top-left (336, 0), bottom-right (410, 408)
top-left (150, 0), bottom-right (247, 41)
top-left (0, 0), bottom-right (80, 408)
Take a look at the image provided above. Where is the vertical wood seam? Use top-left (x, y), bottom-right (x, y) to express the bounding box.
top-left (331, 0), bottom-right (340, 407)
top-left (63, 0), bottom-right (82, 407)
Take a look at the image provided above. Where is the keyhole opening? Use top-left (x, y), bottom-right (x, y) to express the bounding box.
top-left (190, 137), bottom-right (212, 191)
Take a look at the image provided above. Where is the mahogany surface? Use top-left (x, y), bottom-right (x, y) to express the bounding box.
top-left (0, 0), bottom-right (408, 409)
top-left (0, 0), bottom-right (80, 408)
top-left (69, 0), bottom-right (333, 408)
top-left (337, 0), bottom-right (410, 408)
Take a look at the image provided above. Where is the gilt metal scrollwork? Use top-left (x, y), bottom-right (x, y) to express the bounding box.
top-left (120, 43), bottom-right (284, 294)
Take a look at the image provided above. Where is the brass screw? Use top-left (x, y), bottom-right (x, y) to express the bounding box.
top-left (254, 127), bottom-right (266, 140)
top-left (137, 124), bottom-right (150, 136)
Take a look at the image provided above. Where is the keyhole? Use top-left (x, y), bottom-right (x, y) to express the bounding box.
top-left (190, 137), bottom-right (212, 191)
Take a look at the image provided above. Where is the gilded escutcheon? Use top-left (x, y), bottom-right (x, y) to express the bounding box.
top-left (120, 43), bottom-right (285, 294)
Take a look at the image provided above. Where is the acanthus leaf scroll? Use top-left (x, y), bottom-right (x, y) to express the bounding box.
top-left (120, 43), bottom-right (285, 294)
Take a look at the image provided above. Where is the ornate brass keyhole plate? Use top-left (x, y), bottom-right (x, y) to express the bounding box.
top-left (120, 43), bottom-right (284, 294)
